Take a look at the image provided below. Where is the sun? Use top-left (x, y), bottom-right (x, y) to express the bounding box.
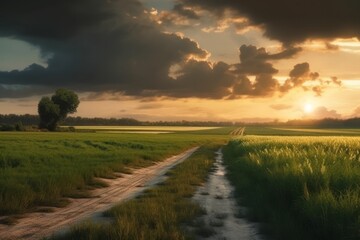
top-left (304, 103), bottom-right (314, 113)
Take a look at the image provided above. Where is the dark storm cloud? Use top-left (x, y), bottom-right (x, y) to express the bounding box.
top-left (236, 45), bottom-right (278, 75)
top-left (166, 60), bottom-right (235, 99)
top-left (230, 45), bottom-right (312, 97)
top-left (0, 0), bottom-right (116, 40)
top-left (251, 74), bottom-right (279, 96)
top-left (280, 62), bottom-right (323, 95)
top-left (231, 74), bottom-right (279, 97)
top-left (289, 63), bottom-right (313, 79)
top-left (0, 1), bottom-right (338, 99)
top-left (154, 3), bottom-right (200, 27)
top-left (0, 0), bottom-right (208, 98)
top-left (0, 84), bottom-right (51, 98)
top-left (173, 4), bottom-right (199, 19)
top-left (179, 0), bottom-right (360, 44)
top-left (235, 45), bottom-right (301, 75)
top-left (164, 45), bottom-right (326, 99)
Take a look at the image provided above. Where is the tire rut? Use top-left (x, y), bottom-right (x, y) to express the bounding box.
top-left (0, 147), bottom-right (198, 240)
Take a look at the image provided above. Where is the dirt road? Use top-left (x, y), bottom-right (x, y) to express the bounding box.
top-left (0, 147), bottom-right (198, 240)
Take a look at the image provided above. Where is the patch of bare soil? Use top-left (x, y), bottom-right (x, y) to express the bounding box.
top-left (0, 147), bottom-right (198, 240)
top-left (192, 149), bottom-right (264, 240)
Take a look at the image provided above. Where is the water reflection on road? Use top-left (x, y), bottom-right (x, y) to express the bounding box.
top-left (192, 149), bottom-right (264, 240)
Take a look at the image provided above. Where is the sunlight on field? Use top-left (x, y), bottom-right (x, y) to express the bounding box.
top-left (241, 126), bottom-right (360, 136)
top-left (68, 126), bottom-right (220, 132)
top-left (224, 136), bottom-right (360, 240)
top-left (271, 127), bottom-right (360, 134)
top-left (99, 131), bottom-right (172, 134)
top-left (0, 132), bottom-right (227, 215)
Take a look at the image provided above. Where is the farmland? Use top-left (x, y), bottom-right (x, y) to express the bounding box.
top-left (53, 145), bottom-right (220, 240)
top-left (244, 126), bottom-right (360, 136)
top-left (0, 130), bottom-right (228, 216)
top-left (68, 126), bottom-right (221, 132)
top-left (223, 136), bottom-right (360, 240)
top-left (2, 126), bottom-right (360, 240)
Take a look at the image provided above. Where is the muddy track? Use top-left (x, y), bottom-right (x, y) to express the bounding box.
top-left (0, 147), bottom-right (199, 240)
top-left (192, 149), bottom-right (264, 240)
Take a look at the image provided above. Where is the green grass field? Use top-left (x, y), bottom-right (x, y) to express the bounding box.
top-left (244, 126), bottom-right (360, 136)
top-left (52, 145), bottom-right (220, 240)
top-left (67, 126), bottom-right (238, 136)
top-left (0, 131), bottom-right (227, 215)
top-left (223, 136), bottom-right (360, 240)
top-left (68, 126), bottom-right (221, 131)
top-left (3, 126), bottom-right (360, 239)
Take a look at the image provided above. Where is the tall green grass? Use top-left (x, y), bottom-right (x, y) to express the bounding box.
top-left (223, 136), bottom-right (360, 240)
top-left (52, 145), bottom-right (220, 240)
top-left (0, 132), bottom-right (225, 215)
top-left (244, 126), bottom-right (360, 136)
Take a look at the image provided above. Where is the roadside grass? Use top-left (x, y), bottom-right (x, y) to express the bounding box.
top-left (0, 132), bottom-right (226, 216)
top-left (51, 144), bottom-right (221, 240)
top-left (223, 136), bottom-right (360, 240)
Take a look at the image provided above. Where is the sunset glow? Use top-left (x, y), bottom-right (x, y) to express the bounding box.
top-left (304, 103), bottom-right (314, 113)
top-left (1, 0), bottom-right (360, 122)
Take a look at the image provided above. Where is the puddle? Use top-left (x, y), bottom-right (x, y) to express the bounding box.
top-left (192, 149), bottom-right (264, 240)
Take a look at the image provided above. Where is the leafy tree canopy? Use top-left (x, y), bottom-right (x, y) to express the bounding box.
top-left (51, 88), bottom-right (80, 119)
top-left (38, 89), bottom-right (79, 131)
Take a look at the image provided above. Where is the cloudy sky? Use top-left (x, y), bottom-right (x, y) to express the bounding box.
top-left (1, 0), bottom-right (360, 122)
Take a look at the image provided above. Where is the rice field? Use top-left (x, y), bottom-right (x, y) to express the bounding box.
top-left (223, 136), bottom-right (360, 240)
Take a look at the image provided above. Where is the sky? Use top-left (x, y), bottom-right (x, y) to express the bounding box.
top-left (1, 0), bottom-right (360, 122)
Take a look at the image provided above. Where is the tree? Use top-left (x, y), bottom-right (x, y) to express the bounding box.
top-left (38, 89), bottom-right (80, 131)
top-left (51, 88), bottom-right (80, 119)
top-left (38, 97), bottom-right (61, 131)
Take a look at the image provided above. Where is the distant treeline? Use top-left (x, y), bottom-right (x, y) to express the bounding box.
top-left (143, 120), bottom-right (234, 126)
top-left (0, 114), bottom-right (234, 127)
top-left (0, 114), bottom-right (141, 126)
top-left (285, 118), bottom-right (360, 128)
top-left (2, 114), bottom-right (360, 128)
